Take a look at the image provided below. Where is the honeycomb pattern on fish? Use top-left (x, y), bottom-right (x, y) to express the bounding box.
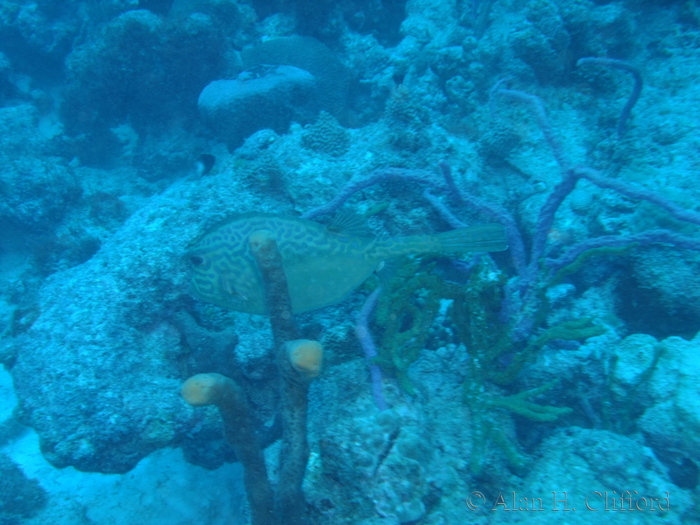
top-left (187, 213), bottom-right (507, 314)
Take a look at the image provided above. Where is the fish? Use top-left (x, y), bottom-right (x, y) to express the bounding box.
top-left (186, 212), bottom-right (508, 314)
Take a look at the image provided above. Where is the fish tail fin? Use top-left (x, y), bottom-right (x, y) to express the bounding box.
top-left (436, 224), bottom-right (508, 253)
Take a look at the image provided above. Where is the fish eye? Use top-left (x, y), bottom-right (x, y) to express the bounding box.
top-left (190, 255), bottom-right (205, 266)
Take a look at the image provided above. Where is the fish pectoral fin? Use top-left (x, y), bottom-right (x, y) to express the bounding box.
top-left (223, 278), bottom-right (248, 301)
top-left (376, 258), bottom-right (402, 289)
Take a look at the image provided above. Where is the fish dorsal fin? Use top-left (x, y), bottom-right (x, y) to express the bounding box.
top-left (326, 210), bottom-right (373, 237)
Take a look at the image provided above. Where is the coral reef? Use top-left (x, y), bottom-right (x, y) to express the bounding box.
top-left (199, 65), bottom-right (319, 148)
top-left (0, 453), bottom-right (47, 525)
top-left (240, 36), bottom-right (351, 123)
top-left (301, 111), bottom-right (350, 157)
top-left (0, 0), bottom-right (699, 523)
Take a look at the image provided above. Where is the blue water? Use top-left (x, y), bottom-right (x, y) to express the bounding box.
top-left (0, 0), bottom-right (698, 523)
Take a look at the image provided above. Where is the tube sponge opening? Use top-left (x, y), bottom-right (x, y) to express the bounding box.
top-left (285, 339), bottom-right (323, 379)
top-left (181, 373), bottom-right (229, 406)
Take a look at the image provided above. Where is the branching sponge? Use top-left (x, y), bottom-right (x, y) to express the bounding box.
top-left (181, 373), bottom-right (276, 525)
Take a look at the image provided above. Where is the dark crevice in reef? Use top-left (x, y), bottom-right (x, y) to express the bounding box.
top-left (616, 273), bottom-right (700, 341)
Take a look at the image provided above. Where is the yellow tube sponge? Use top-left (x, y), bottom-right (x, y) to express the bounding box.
top-left (285, 339), bottom-right (323, 379)
top-left (181, 373), bottom-right (229, 407)
top-left (180, 373), bottom-right (276, 525)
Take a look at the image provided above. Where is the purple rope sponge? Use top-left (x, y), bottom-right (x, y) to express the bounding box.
top-left (355, 288), bottom-right (388, 411)
top-left (576, 57), bottom-right (643, 137)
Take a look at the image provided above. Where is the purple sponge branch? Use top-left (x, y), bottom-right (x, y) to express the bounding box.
top-left (438, 159), bottom-right (463, 204)
top-left (519, 169), bottom-right (580, 293)
top-left (489, 83), bottom-right (700, 340)
top-left (513, 164), bottom-right (700, 337)
top-left (573, 167), bottom-right (700, 227)
top-left (430, 161), bottom-right (528, 277)
top-left (422, 188), bottom-right (467, 229)
top-left (308, 81), bottom-right (700, 371)
top-left (489, 84), bottom-right (700, 288)
top-left (494, 86), bottom-right (570, 172)
top-left (547, 230), bottom-right (700, 273)
top-left (490, 86), bottom-right (700, 230)
top-left (355, 288), bottom-right (388, 412)
top-left (301, 167), bottom-right (444, 221)
top-left (576, 57), bottom-right (643, 137)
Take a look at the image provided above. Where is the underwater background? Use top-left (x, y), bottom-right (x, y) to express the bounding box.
top-left (0, 0), bottom-right (699, 523)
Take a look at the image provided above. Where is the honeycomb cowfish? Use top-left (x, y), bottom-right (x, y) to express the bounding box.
top-left (187, 213), bottom-right (507, 314)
